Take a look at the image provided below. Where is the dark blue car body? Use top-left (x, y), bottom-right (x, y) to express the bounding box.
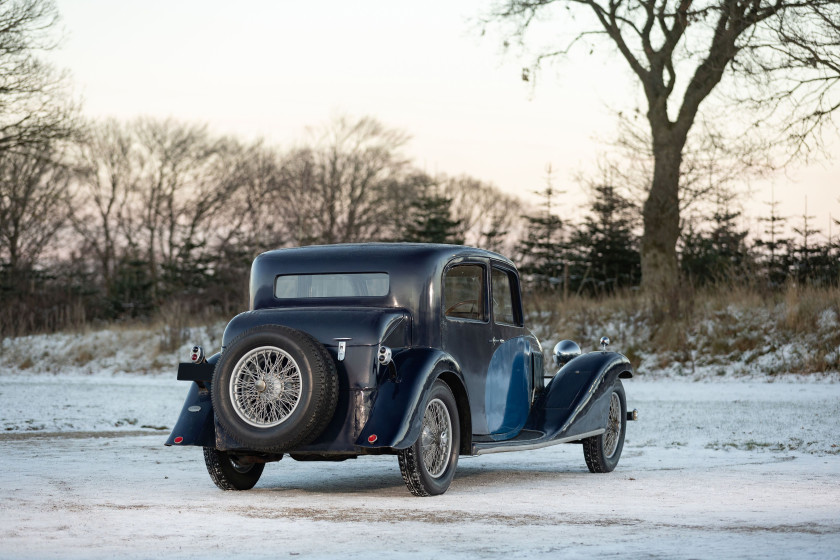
top-left (167, 243), bottom-right (633, 494)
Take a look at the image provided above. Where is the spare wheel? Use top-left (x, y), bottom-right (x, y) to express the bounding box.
top-left (211, 325), bottom-right (338, 453)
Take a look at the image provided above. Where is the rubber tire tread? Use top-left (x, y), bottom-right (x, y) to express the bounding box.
top-left (203, 447), bottom-right (265, 490)
top-left (398, 380), bottom-right (460, 497)
top-left (211, 325), bottom-right (339, 453)
top-left (583, 379), bottom-right (626, 473)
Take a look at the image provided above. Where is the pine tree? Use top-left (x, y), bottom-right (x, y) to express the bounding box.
top-left (791, 198), bottom-right (824, 284)
top-left (680, 190), bottom-right (751, 286)
top-left (401, 189), bottom-right (463, 244)
top-left (479, 211), bottom-right (509, 253)
top-left (789, 200), bottom-right (838, 286)
top-left (574, 184), bottom-right (640, 294)
top-left (754, 189), bottom-right (791, 287)
top-left (516, 165), bottom-right (566, 291)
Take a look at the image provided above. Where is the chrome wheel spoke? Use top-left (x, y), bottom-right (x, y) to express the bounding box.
top-left (603, 392), bottom-right (621, 458)
top-left (420, 398), bottom-right (452, 478)
top-left (230, 346), bottom-right (303, 428)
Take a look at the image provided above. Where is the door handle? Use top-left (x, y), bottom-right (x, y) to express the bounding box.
top-left (490, 337), bottom-right (505, 344)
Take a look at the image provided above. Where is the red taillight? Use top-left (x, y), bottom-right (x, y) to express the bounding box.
top-left (367, 434), bottom-right (377, 444)
top-left (174, 436), bottom-right (183, 444)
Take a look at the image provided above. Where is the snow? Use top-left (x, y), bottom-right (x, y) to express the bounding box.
top-left (0, 322), bottom-right (225, 377)
top-left (1, 369), bottom-right (839, 559)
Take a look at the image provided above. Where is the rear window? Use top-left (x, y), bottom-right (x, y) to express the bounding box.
top-left (274, 273), bottom-right (389, 299)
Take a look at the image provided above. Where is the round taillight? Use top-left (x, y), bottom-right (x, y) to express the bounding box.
top-left (173, 436), bottom-right (184, 444)
top-left (367, 434), bottom-right (377, 444)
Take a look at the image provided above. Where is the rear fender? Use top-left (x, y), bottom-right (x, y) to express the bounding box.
top-left (165, 382), bottom-right (215, 447)
top-left (355, 348), bottom-right (465, 450)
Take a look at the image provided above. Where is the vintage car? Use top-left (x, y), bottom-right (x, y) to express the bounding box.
top-left (166, 243), bottom-right (636, 496)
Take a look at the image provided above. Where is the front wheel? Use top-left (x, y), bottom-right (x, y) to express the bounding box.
top-left (203, 447), bottom-right (265, 490)
top-left (398, 380), bottom-right (460, 496)
top-left (583, 379), bottom-right (627, 473)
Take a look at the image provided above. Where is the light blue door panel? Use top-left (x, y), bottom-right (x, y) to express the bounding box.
top-left (484, 336), bottom-right (532, 435)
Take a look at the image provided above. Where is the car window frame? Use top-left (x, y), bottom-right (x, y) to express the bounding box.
top-left (442, 260), bottom-right (490, 324)
top-left (490, 262), bottom-right (524, 327)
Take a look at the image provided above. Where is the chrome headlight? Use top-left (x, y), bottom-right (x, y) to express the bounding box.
top-left (553, 340), bottom-right (581, 367)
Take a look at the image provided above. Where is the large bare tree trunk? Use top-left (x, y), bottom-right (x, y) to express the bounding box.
top-left (641, 135), bottom-right (683, 305)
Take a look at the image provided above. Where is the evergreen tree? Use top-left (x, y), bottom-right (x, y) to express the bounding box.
top-left (516, 165), bottom-right (566, 291)
top-left (791, 198), bottom-right (827, 284)
top-left (754, 190), bottom-right (791, 287)
top-left (401, 189), bottom-right (463, 244)
top-left (479, 211), bottom-right (510, 253)
top-left (680, 191), bottom-right (751, 286)
top-left (573, 184), bottom-right (640, 294)
top-left (108, 252), bottom-right (154, 318)
top-left (788, 201), bottom-right (838, 286)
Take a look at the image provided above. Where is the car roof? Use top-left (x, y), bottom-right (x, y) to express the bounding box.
top-left (249, 243), bottom-right (517, 311)
top-left (254, 243), bottom-right (514, 273)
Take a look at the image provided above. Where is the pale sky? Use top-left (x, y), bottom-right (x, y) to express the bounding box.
top-left (51, 0), bottom-right (839, 242)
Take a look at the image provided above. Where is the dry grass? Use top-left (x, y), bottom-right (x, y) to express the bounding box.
top-left (0, 301), bottom-right (230, 375)
top-left (525, 282), bottom-right (840, 376)
top-left (3, 283), bottom-right (837, 378)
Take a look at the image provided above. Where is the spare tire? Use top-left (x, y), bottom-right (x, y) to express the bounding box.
top-left (211, 325), bottom-right (338, 453)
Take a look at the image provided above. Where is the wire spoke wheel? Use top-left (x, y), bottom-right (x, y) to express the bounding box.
top-left (398, 380), bottom-right (460, 496)
top-left (603, 392), bottom-right (622, 459)
top-left (583, 379), bottom-right (627, 473)
top-left (420, 398), bottom-right (452, 479)
top-left (229, 346), bottom-right (303, 428)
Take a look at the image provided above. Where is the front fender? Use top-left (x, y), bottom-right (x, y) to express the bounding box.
top-left (355, 348), bottom-right (463, 450)
top-left (527, 351), bottom-right (632, 440)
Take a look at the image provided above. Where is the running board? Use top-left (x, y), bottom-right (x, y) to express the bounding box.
top-left (469, 429), bottom-right (605, 456)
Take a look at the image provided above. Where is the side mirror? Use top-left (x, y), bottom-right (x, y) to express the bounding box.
top-left (553, 340), bottom-right (581, 367)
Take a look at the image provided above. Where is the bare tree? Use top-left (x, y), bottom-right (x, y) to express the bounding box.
top-left (277, 116), bottom-right (415, 245)
top-left (0, 146), bottom-right (71, 269)
top-left (602, 113), bottom-right (773, 229)
top-left (0, 0), bottom-right (76, 152)
top-left (71, 117), bottom-right (246, 302)
top-left (71, 119), bottom-right (141, 294)
top-left (0, 0), bottom-right (76, 270)
top-left (131, 117), bottom-right (241, 299)
top-left (213, 139), bottom-right (288, 252)
top-left (445, 175), bottom-right (525, 252)
top-left (486, 0), bottom-right (840, 308)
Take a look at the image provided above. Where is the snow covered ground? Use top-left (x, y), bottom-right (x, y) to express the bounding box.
top-left (1, 373), bottom-right (839, 559)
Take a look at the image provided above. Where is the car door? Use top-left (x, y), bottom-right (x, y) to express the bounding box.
top-left (484, 263), bottom-right (533, 438)
top-left (440, 260), bottom-right (495, 435)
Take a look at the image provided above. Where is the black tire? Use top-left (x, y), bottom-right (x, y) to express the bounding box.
top-left (203, 447), bottom-right (265, 490)
top-left (398, 380), bottom-right (460, 497)
top-left (211, 325), bottom-right (338, 453)
top-left (583, 379), bottom-right (627, 473)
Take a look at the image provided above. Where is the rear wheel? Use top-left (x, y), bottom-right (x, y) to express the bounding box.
top-left (583, 379), bottom-right (626, 473)
top-left (398, 380), bottom-right (460, 496)
top-left (203, 447), bottom-right (265, 490)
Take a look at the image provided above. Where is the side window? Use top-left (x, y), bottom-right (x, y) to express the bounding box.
top-left (444, 264), bottom-right (487, 321)
top-left (492, 267), bottom-right (519, 326)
